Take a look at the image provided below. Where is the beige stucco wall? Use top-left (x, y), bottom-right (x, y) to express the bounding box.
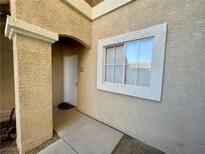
top-left (0, 24), bottom-right (15, 120)
top-left (52, 42), bottom-right (64, 106)
top-left (13, 34), bottom-right (53, 153)
top-left (76, 0), bottom-right (205, 154)
top-left (10, 0), bottom-right (91, 47)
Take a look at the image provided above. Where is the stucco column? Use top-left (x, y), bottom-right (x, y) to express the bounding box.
top-left (5, 16), bottom-right (58, 154)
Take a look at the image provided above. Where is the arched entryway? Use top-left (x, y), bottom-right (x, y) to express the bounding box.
top-left (51, 36), bottom-right (88, 132)
top-left (4, 12), bottom-right (89, 153)
top-left (52, 36), bottom-right (88, 107)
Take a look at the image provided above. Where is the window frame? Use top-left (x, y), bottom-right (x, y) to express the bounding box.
top-left (97, 23), bottom-right (167, 101)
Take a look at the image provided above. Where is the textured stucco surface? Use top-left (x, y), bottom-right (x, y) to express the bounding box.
top-left (13, 34), bottom-right (53, 153)
top-left (76, 0), bottom-right (205, 154)
top-left (10, 0), bottom-right (91, 47)
top-left (52, 42), bottom-right (64, 106)
top-left (0, 24), bottom-right (15, 115)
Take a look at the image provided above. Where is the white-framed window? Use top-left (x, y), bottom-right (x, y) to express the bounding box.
top-left (104, 38), bottom-right (153, 87)
top-left (97, 23), bottom-right (167, 101)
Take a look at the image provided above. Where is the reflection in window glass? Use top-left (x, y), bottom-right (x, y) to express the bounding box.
top-left (105, 66), bottom-right (114, 82)
top-left (125, 40), bottom-right (140, 64)
top-left (125, 38), bottom-right (153, 66)
top-left (115, 45), bottom-right (124, 65)
top-left (125, 65), bottom-right (137, 85)
top-left (106, 47), bottom-right (115, 64)
top-left (114, 66), bottom-right (124, 83)
top-left (136, 68), bottom-right (151, 86)
top-left (105, 37), bottom-right (153, 87)
top-left (125, 37), bottom-right (153, 86)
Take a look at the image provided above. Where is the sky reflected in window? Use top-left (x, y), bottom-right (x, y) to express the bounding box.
top-left (125, 37), bottom-right (153, 68)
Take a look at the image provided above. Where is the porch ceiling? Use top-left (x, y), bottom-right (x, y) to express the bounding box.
top-left (84, 0), bottom-right (104, 7)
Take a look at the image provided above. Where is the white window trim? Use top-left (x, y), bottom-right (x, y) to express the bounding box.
top-left (97, 23), bottom-right (167, 101)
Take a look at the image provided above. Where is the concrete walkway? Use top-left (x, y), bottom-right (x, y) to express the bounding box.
top-left (38, 108), bottom-right (123, 154)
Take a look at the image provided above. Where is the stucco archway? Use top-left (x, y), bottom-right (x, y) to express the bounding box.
top-left (9, 0), bottom-right (91, 48)
top-left (52, 35), bottom-right (88, 107)
top-left (59, 34), bottom-right (90, 49)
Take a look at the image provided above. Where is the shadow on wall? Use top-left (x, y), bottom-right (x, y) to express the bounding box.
top-left (0, 4), bottom-right (15, 122)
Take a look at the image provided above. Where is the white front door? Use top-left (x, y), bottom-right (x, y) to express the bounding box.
top-left (64, 55), bottom-right (78, 106)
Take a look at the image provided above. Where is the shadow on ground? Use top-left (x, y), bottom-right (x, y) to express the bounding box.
top-left (112, 135), bottom-right (165, 154)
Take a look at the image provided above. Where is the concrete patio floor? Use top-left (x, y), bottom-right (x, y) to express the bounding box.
top-left (38, 108), bottom-right (123, 154)
top-left (0, 107), bottom-right (164, 154)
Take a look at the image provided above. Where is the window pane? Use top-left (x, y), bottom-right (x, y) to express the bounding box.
top-left (105, 66), bottom-right (114, 82)
top-left (125, 65), bottom-right (137, 85)
top-left (138, 38), bottom-right (153, 68)
top-left (136, 38), bottom-right (153, 86)
top-left (106, 47), bottom-right (115, 64)
top-left (125, 40), bottom-right (140, 64)
top-left (125, 38), bottom-right (153, 66)
top-left (115, 45), bottom-right (124, 65)
top-left (125, 37), bottom-right (153, 87)
top-left (136, 68), bottom-right (151, 87)
top-left (114, 66), bottom-right (123, 83)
